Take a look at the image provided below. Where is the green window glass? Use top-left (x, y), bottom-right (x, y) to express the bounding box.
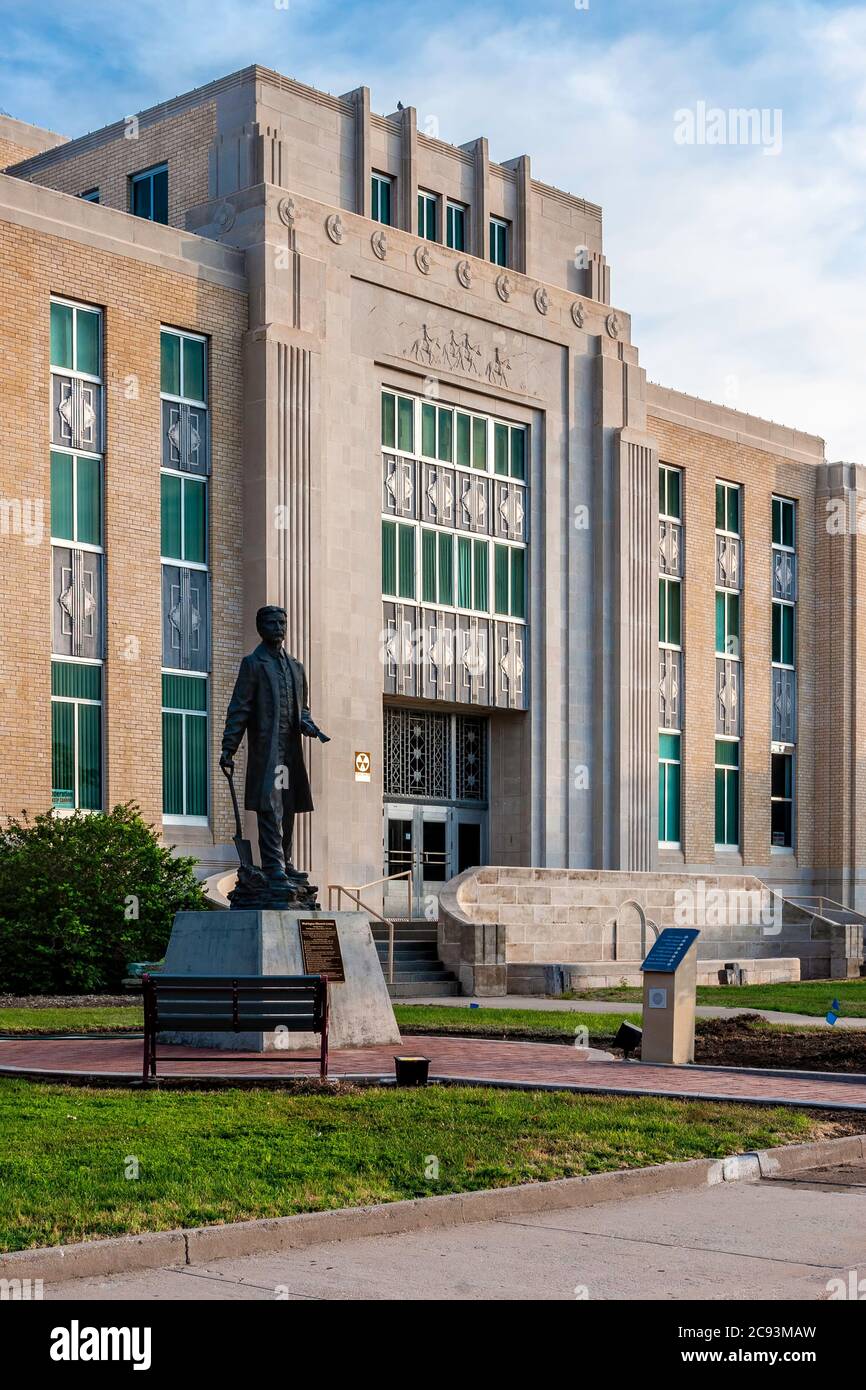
top-left (75, 309), bottom-right (100, 377)
top-left (182, 337), bottom-right (205, 402)
top-left (490, 218), bottom-right (508, 266)
top-left (422, 402), bottom-right (436, 457)
top-left (160, 331), bottom-right (181, 396)
top-left (714, 740), bottom-right (740, 847)
top-left (658, 734), bottom-right (681, 844)
top-left (381, 519), bottom-right (397, 594)
top-left (510, 547), bottom-right (525, 619)
top-left (161, 473), bottom-right (182, 558)
top-left (772, 497), bottom-right (795, 548)
top-left (438, 532), bottom-right (453, 604)
top-left (183, 479), bottom-right (206, 565)
top-left (456, 413), bottom-right (472, 468)
top-left (51, 661), bottom-right (102, 811)
top-left (716, 590), bottom-right (740, 657)
top-left (472, 417), bottom-right (487, 470)
top-left (473, 539), bottom-right (488, 612)
top-left (457, 536), bottom-right (473, 608)
top-left (437, 407), bottom-right (453, 462)
top-left (162, 674), bottom-right (208, 818)
top-left (381, 392), bottom-right (396, 448)
top-left (660, 578), bottom-right (681, 645)
top-left (660, 465), bottom-right (681, 519)
top-left (398, 523), bottom-right (415, 599)
top-left (771, 751), bottom-right (794, 848)
top-left (772, 602), bottom-right (794, 665)
top-left (716, 481), bottom-right (740, 534)
top-left (494, 544), bottom-right (509, 615)
top-left (76, 454), bottom-right (101, 546)
top-left (494, 422), bottom-right (509, 476)
top-left (418, 191), bottom-right (437, 240)
top-left (50, 301), bottom-right (74, 370)
top-left (446, 203), bottom-right (465, 251)
top-left (510, 428), bottom-right (526, 480)
top-left (50, 451), bottom-right (74, 541)
top-left (372, 173), bottom-right (392, 225)
top-left (397, 395), bottom-right (414, 452)
top-left (421, 528), bottom-right (437, 604)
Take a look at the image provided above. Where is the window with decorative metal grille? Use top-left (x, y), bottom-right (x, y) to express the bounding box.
top-left (384, 707), bottom-right (487, 803)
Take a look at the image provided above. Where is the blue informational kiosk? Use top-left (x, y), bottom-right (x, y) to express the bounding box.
top-left (640, 928), bottom-right (700, 1064)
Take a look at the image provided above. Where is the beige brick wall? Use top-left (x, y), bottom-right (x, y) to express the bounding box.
top-left (0, 217), bottom-right (246, 845)
top-left (650, 414), bottom-right (817, 875)
top-left (0, 137), bottom-right (38, 170)
top-left (13, 103), bottom-right (215, 228)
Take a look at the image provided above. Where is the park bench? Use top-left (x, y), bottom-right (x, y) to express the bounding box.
top-left (141, 973), bottom-right (329, 1081)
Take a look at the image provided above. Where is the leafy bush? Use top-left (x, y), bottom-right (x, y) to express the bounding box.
top-left (0, 804), bottom-right (206, 994)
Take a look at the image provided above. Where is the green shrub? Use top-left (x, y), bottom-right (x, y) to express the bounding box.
top-left (0, 804), bottom-right (206, 994)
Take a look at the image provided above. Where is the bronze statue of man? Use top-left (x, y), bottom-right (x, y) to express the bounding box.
top-left (220, 605), bottom-right (329, 889)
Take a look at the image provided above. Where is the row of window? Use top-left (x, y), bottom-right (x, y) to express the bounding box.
top-left (657, 463), bottom-right (798, 851)
top-left (77, 162), bottom-right (169, 223)
top-left (49, 297), bottom-right (210, 821)
top-left (382, 521), bottom-right (526, 619)
top-left (382, 390), bottom-right (527, 478)
top-left (658, 737), bottom-right (795, 850)
top-left (372, 171), bottom-right (509, 265)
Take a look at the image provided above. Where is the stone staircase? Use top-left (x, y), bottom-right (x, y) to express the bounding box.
top-left (372, 921), bottom-right (460, 998)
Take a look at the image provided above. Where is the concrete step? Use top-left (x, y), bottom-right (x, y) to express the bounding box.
top-left (388, 968), bottom-right (456, 982)
top-left (387, 979), bottom-right (461, 998)
top-left (375, 943), bottom-right (439, 958)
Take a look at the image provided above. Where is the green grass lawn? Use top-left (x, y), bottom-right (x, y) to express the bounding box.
top-left (565, 979), bottom-right (866, 1018)
top-left (0, 1007), bottom-right (144, 1034)
top-left (0, 1076), bottom-right (822, 1251)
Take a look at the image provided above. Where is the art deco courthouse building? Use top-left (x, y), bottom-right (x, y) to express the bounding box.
top-left (1, 67), bottom-right (864, 912)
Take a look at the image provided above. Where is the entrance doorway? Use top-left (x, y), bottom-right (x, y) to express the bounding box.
top-left (383, 802), bottom-right (487, 918)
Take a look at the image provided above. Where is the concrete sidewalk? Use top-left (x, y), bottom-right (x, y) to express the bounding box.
top-left (406, 994), bottom-right (866, 1029)
top-left (42, 1163), bottom-right (866, 1301)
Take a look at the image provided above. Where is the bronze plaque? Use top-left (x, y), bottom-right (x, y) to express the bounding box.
top-left (299, 919), bottom-right (345, 982)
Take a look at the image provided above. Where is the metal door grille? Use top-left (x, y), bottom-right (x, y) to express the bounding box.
top-left (384, 707), bottom-right (487, 803)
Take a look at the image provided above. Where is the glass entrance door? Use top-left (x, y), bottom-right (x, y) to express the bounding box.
top-left (384, 803), bottom-right (486, 917)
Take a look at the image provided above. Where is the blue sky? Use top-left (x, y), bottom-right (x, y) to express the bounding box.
top-left (1, 0), bottom-right (863, 459)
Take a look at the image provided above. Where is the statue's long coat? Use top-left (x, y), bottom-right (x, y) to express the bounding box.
top-left (221, 643), bottom-right (314, 814)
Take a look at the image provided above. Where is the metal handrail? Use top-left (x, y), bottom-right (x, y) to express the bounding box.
top-left (783, 894), bottom-right (866, 925)
top-left (331, 869), bottom-right (413, 921)
top-left (327, 880), bottom-right (410, 985)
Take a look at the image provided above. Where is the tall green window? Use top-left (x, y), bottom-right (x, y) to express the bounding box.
top-left (418, 190), bottom-right (437, 240)
top-left (771, 752), bottom-right (794, 848)
top-left (372, 172), bottom-right (393, 225)
top-left (714, 740), bottom-right (740, 847)
top-left (493, 422), bottom-right (526, 479)
top-left (659, 577), bottom-right (681, 646)
top-left (382, 520), bottom-right (415, 599)
top-left (493, 543), bottom-right (524, 618)
top-left (50, 299), bottom-right (100, 376)
top-left (489, 216), bottom-right (508, 266)
top-left (51, 450), bottom-right (101, 546)
top-left (658, 733), bottom-right (681, 845)
top-left (715, 589), bottom-right (740, 658)
top-left (472, 417), bottom-right (487, 470)
top-left (772, 496), bottom-right (795, 549)
top-left (772, 601), bottom-right (794, 666)
top-left (162, 674), bottom-right (208, 818)
top-left (381, 391), bottom-right (414, 453)
top-left (421, 529), bottom-right (454, 605)
top-left (130, 163), bottom-right (168, 224)
top-left (715, 480), bottom-right (740, 534)
top-left (659, 463), bottom-right (681, 519)
top-left (446, 202), bottom-right (466, 251)
top-left (456, 536), bottom-right (488, 611)
top-left (160, 329), bottom-right (206, 403)
top-left (421, 403), bottom-right (454, 461)
top-left (51, 661), bottom-right (102, 810)
top-left (161, 473), bottom-right (206, 564)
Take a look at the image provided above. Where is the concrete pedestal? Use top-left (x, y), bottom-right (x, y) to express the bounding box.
top-left (161, 910), bottom-right (401, 1052)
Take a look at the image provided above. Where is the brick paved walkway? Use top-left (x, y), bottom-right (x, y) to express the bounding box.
top-left (2, 1033), bottom-right (866, 1110)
